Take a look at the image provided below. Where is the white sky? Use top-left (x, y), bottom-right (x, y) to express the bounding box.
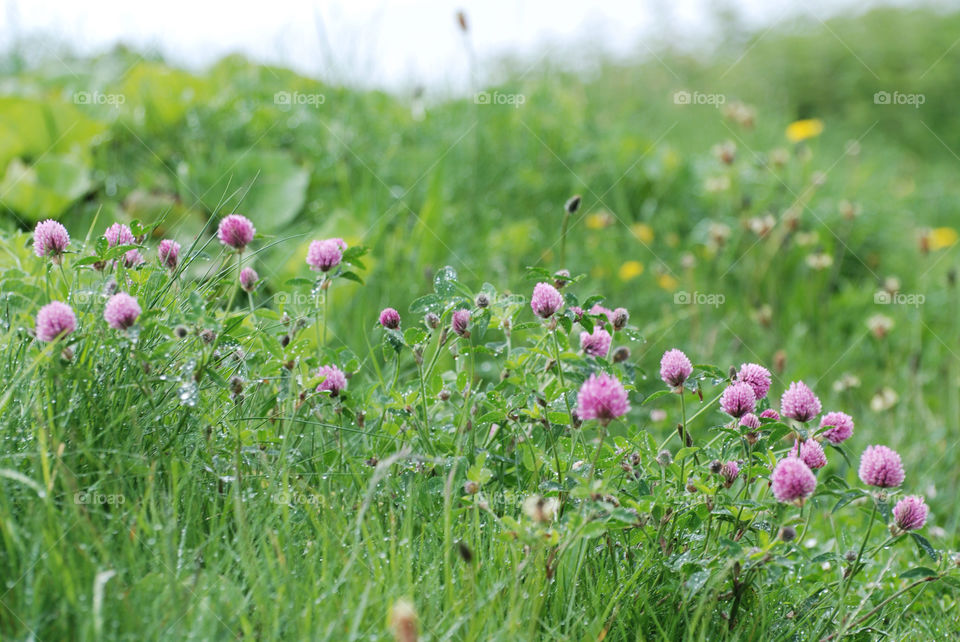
top-left (1, 0), bottom-right (928, 92)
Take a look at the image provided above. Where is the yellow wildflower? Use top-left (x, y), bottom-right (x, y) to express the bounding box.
top-left (657, 273), bottom-right (679, 292)
top-left (618, 261), bottom-right (644, 281)
top-left (630, 223), bottom-right (654, 244)
top-left (785, 119), bottom-right (824, 143)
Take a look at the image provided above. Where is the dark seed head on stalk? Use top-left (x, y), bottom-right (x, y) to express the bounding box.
top-left (565, 195), bottom-right (582, 214)
top-left (457, 541), bottom-right (474, 563)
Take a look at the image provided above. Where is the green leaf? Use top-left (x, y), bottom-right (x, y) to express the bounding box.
top-left (433, 266), bottom-right (459, 297)
top-left (900, 566), bottom-right (938, 580)
top-left (910, 533), bottom-right (939, 561)
top-left (338, 271), bottom-right (364, 285)
top-left (0, 155), bottom-right (94, 221)
top-left (409, 294), bottom-right (442, 314)
top-left (642, 389), bottom-right (674, 406)
top-left (178, 150), bottom-right (309, 232)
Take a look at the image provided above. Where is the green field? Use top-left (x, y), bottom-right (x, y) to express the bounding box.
top-left (1, 6), bottom-right (959, 640)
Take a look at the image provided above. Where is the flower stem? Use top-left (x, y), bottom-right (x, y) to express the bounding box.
top-left (822, 499), bottom-right (878, 638)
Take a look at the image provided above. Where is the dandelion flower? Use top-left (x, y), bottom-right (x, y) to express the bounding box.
top-left (104, 292), bottom-right (141, 330)
top-left (786, 118), bottom-right (824, 143)
top-left (618, 261), bottom-right (644, 281)
top-left (35, 301), bottom-right (77, 342)
top-left (858, 445), bottom-right (904, 488)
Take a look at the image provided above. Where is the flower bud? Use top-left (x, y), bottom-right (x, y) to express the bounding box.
top-left (424, 312), bottom-right (440, 329)
top-left (475, 293), bottom-right (490, 309)
top-left (565, 195), bottom-right (581, 214)
top-left (612, 346), bottom-right (630, 363)
top-left (463, 480), bottom-right (479, 495)
top-left (612, 307), bottom-right (629, 331)
top-left (389, 599), bottom-right (418, 642)
top-left (779, 526), bottom-right (796, 542)
top-left (657, 450), bottom-right (672, 467)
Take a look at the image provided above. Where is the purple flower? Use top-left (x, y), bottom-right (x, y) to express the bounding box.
top-left (721, 382), bottom-right (756, 418)
top-left (771, 457), bottom-right (817, 503)
top-left (158, 239), bottom-right (181, 270)
top-left (122, 249), bottom-right (145, 268)
top-left (104, 292), bottom-right (141, 330)
top-left (306, 238), bottom-right (347, 272)
top-left (792, 439), bottom-right (827, 470)
top-left (239, 267), bottom-right (259, 292)
top-left (590, 304), bottom-right (614, 323)
top-left (739, 413), bottom-right (760, 430)
top-left (737, 363), bottom-right (771, 400)
top-left (33, 220), bottom-right (70, 259)
top-left (892, 495), bottom-right (928, 532)
top-left (530, 282), bottom-right (563, 318)
top-left (759, 409), bottom-right (780, 421)
top-left (576, 373), bottom-right (630, 426)
top-left (217, 214), bottom-right (256, 251)
top-left (721, 460), bottom-right (740, 487)
top-left (379, 307), bottom-right (401, 329)
top-left (659, 349), bottom-right (693, 389)
top-left (858, 445), bottom-right (905, 488)
top-left (452, 309), bottom-right (471, 337)
top-left (569, 306), bottom-right (585, 321)
top-left (820, 411), bottom-right (854, 445)
top-left (104, 223), bottom-right (135, 247)
top-left (780, 381), bottom-right (821, 422)
top-left (35, 301), bottom-right (77, 342)
top-left (316, 365), bottom-right (347, 396)
top-left (580, 327), bottom-right (612, 358)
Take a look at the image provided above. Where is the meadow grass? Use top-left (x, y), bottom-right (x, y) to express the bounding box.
top-left (2, 6), bottom-right (960, 640)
